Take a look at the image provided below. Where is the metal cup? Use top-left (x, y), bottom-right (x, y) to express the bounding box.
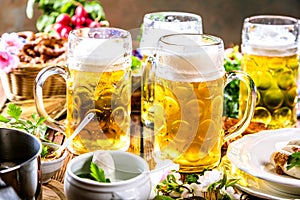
top-left (0, 128), bottom-right (42, 200)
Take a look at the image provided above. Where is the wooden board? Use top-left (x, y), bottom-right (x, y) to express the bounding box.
top-left (42, 180), bottom-right (66, 200)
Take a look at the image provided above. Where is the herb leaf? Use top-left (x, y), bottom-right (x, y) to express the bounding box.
top-left (41, 145), bottom-right (49, 158)
top-left (287, 152), bottom-right (300, 170)
top-left (90, 162), bottom-right (111, 183)
top-left (7, 103), bottom-right (22, 120)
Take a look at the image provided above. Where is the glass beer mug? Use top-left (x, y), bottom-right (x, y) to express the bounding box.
top-left (34, 28), bottom-right (132, 155)
top-left (132, 11), bottom-right (203, 157)
top-left (151, 34), bottom-right (257, 172)
top-left (240, 15), bottom-right (299, 129)
top-left (140, 11), bottom-right (203, 128)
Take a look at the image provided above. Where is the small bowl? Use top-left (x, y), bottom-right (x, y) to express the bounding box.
top-left (41, 142), bottom-right (68, 184)
top-left (64, 150), bottom-right (152, 200)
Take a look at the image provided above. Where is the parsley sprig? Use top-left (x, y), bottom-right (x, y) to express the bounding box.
top-left (0, 103), bottom-right (48, 141)
top-left (0, 103), bottom-right (52, 158)
top-left (77, 162), bottom-right (111, 183)
top-left (287, 152), bottom-right (300, 170)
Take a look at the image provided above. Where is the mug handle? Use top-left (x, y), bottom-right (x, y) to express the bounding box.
top-left (223, 70), bottom-right (257, 143)
top-left (34, 65), bottom-right (68, 133)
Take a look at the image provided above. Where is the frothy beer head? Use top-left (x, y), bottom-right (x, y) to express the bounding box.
top-left (242, 15), bottom-right (299, 56)
top-left (156, 34), bottom-right (225, 82)
top-left (67, 28), bottom-right (132, 72)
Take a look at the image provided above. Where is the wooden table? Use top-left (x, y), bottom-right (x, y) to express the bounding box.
top-left (1, 81), bottom-right (299, 200)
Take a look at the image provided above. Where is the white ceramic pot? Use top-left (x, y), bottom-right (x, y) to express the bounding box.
top-left (41, 142), bottom-right (68, 184)
top-left (64, 150), bottom-right (152, 200)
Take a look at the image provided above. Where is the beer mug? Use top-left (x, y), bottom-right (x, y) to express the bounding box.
top-left (151, 34), bottom-right (256, 172)
top-left (240, 15), bottom-right (299, 129)
top-left (34, 28), bottom-right (132, 155)
top-left (140, 12), bottom-right (203, 127)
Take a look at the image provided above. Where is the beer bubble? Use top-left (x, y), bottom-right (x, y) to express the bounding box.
top-left (253, 107), bottom-right (271, 124)
top-left (94, 88), bottom-right (114, 111)
top-left (210, 95), bottom-right (223, 121)
top-left (185, 99), bottom-right (204, 120)
top-left (263, 89), bottom-right (284, 110)
top-left (153, 104), bottom-right (167, 134)
top-left (171, 120), bottom-right (190, 140)
top-left (111, 106), bottom-right (126, 127)
top-left (256, 71), bottom-right (273, 90)
top-left (198, 82), bottom-right (214, 99)
top-left (116, 84), bottom-right (131, 105)
top-left (164, 96), bottom-right (180, 119)
top-left (287, 55), bottom-right (299, 70)
top-left (277, 70), bottom-right (294, 90)
top-left (173, 85), bottom-right (194, 103)
top-left (286, 86), bottom-right (298, 106)
top-left (273, 107), bottom-right (292, 127)
top-left (256, 91), bottom-right (261, 105)
top-left (268, 57), bottom-right (286, 71)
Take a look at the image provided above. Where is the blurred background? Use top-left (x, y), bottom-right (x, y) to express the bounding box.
top-left (0, 0), bottom-right (299, 47)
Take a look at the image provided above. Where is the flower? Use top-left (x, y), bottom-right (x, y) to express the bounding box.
top-left (0, 50), bottom-right (19, 73)
top-left (155, 168), bottom-right (241, 200)
top-left (1, 32), bottom-right (25, 54)
top-left (0, 32), bottom-right (25, 73)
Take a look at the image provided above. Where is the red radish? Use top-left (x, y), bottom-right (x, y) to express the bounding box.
top-left (84, 18), bottom-right (94, 26)
top-left (56, 14), bottom-right (71, 26)
top-left (71, 15), bottom-right (85, 26)
top-left (53, 23), bottom-right (65, 33)
top-left (60, 26), bottom-right (72, 38)
top-left (75, 5), bottom-right (88, 18)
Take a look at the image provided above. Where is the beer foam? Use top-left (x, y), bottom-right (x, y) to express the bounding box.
top-left (242, 25), bottom-right (298, 56)
top-left (242, 44), bottom-right (298, 57)
top-left (156, 50), bottom-right (225, 82)
top-left (68, 39), bottom-right (130, 71)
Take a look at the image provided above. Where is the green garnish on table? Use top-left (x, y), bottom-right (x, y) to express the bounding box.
top-left (0, 103), bottom-right (51, 158)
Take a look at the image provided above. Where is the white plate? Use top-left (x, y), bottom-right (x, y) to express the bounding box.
top-left (227, 128), bottom-right (300, 195)
top-left (236, 178), bottom-right (300, 199)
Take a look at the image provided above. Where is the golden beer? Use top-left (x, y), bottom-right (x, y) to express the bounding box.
top-left (240, 15), bottom-right (299, 129)
top-left (142, 34), bottom-right (256, 172)
top-left (154, 76), bottom-right (224, 172)
top-left (66, 64), bottom-right (131, 155)
top-left (240, 53), bottom-right (298, 129)
top-left (34, 28), bottom-right (133, 156)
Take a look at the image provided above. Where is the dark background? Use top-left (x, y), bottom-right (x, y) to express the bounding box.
top-left (0, 0), bottom-right (299, 47)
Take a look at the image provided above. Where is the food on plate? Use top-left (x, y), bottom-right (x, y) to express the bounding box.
top-left (270, 140), bottom-right (300, 179)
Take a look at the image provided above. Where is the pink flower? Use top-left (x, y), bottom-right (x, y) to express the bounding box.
top-left (0, 50), bottom-right (19, 73)
top-left (0, 32), bottom-right (24, 54)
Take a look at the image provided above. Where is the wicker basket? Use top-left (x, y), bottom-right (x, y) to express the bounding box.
top-left (0, 63), bottom-right (66, 101)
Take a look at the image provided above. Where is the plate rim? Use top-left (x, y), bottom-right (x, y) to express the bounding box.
top-left (227, 128), bottom-right (300, 188)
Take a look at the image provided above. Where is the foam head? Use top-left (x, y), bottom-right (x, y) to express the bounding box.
top-left (67, 28), bottom-right (132, 71)
top-left (242, 15), bottom-right (299, 56)
top-left (140, 12), bottom-right (203, 56)
top-left (156, 34), bottom-right (225, 82)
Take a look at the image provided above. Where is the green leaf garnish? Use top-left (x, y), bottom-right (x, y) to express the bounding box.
top-left (90, 162), bottom-right (111, 183)
top-left (7, 103), bottom-right (22, 120)
top-left (287, 152), bottom-right (300, 170)
top-left (41, 145), bottom-right (49, 158)
top-left (0, 103), bottom-right (48, 140)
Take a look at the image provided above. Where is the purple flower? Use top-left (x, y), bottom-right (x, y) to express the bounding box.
top-left (0, 50), bottom-right (19, 73)
top-left (132, 49), bottom-right (143, 60)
